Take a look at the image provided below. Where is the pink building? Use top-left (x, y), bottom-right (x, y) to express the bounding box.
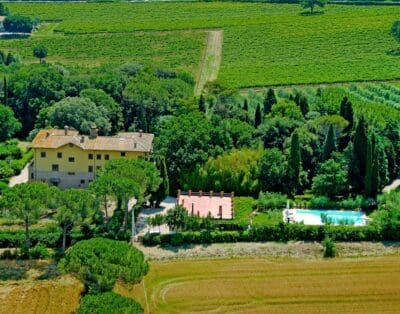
top-left (177, 190), bottom-right (234, 219)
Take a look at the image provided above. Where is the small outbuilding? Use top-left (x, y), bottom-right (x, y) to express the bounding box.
top-left (177, 190), bottom-right (234, 219)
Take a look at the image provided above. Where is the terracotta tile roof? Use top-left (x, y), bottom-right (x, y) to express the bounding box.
top-left (31, 129), bottom-right (153, 153)
top-left (178, 191), bottom-right (234, 219)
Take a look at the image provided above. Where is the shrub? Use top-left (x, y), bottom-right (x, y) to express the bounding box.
top-left (0, 227), bottom-right (62, 248)
top-left (78, 292), bottom-right (143, 314)
top-left (29, 243), bottom-right (51, 259)
top-left (59, 238), bottom-right (148, 294)
top-left (309, 196), bottom-right (334, 209)
top-left (0, 249), bottom-right (16, 260)
top-left (0, 161), bottom-right (15, 179)
top-left (258, 192), bottom-right (288, 210)
top-left (323, 237), bottom-right (336, 258)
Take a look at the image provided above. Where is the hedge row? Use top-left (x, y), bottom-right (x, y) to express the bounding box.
top-left (142, 223), bottom-right (400, 246)
top-left (0, 227), bottom-right (62, 248)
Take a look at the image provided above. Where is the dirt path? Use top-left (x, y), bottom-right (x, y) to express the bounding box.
top-left (194, 29), bottom-right (223, 95)
top-left (134, 241), bottom-right (400, 261)
top-left (383, 178), bottom-right (400, 193)
top-left (8, 163), bottom-right (29, 188)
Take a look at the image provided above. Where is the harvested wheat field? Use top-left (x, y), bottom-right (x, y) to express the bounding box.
top-left (0, 275), bottom-right (83, 314)
top-left (117, 256), bottom-right (400, 314)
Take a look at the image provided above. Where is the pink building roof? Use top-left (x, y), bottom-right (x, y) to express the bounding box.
top-left (177, 191), bottom-right (234, 220)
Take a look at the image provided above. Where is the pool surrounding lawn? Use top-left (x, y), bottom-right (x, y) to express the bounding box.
top-left (284, 209), bottom-right (368, 226)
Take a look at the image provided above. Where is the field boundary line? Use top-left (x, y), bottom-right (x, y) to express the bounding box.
top-left (194, 29), bottom-right (223, 95)
top-left (239, 79), bottom-right (400, 93)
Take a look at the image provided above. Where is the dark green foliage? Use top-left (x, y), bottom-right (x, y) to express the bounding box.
top-left (259, 148), bottom-right (287, 193)
top-left (78, 292), bottom-right (143, 314)
top-left (294, 93), bottom-right (309, 116)
top-left (165, 205), bottom-right (188, 232)
top-left (322, 237), bottom-right (336, 258)
top-left (3, 15), bottom-right (34, 33)
top-left (198, 94), bottom-right (206, 112)
top-left (59, 238), bottom-right (148, 294)
top-left (350, 117), bottom-right (368, 193)
top-left (300, 0), bottom-right (327, 14)
top-left (152, 156), bottom-right (169, 206)
top-left (33, 45), bottom-right (48, 63)
top-left (243, 98), bottom-right (248, 111)
top-left (288, 130), bottom-right (302, 195)
top-left (364, 133), bottom-right (379, 198)
top-left (258, 192), bottom-right (288, 210)
top-left (392, 20), bottom-right (400, 43)
top-left (339, 96), bottom-right (353, 150)
top-left (254, 103), bottom-right (262, 128)
top-left (0, 105), bottom-right (21, 142)
top-left (3, 76), bottom-right (7, 106)
top-left (0, 227), bottom-right (62, 248)
top-left (143, 223), bottom-right (397, 246)
top-left (322, 124), bottom-right (336, 161)
top-left (263, 88), bottom-right (277, 115)
top-left (80, 88), bottom-right (123, 134)
top-left (312, 153), bottom-right (348, 198)
top-left (45, 97), bottom-right (112, 135)
top-left (0, 3), bottom-right (9, 16)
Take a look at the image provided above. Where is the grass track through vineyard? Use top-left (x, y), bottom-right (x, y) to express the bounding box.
top-left (195, 29), bottom-right (223, 95)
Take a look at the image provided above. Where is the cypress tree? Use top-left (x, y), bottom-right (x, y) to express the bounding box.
top-left (153, 156), bottom-right (170, 207)
top-left (299, 95), bottom-right (309, 116)
top-left (254, 103), bottom-right (262, 128)
top-left (243, 98), bottom-right (248, 111)
top-left (198, 94), bottom-right (206, 113)
top-left (0, 50), bottom-right (4, 64)
top-left (263, 88), bottom-right (277, 115)
top-left (288, 130), bottom-right (302, 195)
top-left (3, 76), bottom-right (7, 106)
top-left (138, 105), bottom-right (147, 132)
top-left (340, 97), bottom-right (354, 131)
top-left (350, 117), bottom-right (368, 193)
top-left (5, 53), bottom-right (13, 66)
top-left (364, 135), bottom-right (373, 198)
top-left (322, 124), bottom-right (336, 160)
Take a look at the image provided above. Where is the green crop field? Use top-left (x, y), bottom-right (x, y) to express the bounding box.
top-left (117, 256), bottom-right (400, 313)
top-left (4, 3), bottom-right (400, 88)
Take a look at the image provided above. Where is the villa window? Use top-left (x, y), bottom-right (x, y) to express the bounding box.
top-left (88, 166), bottom-right (93, 173)
top-left (88, 153), bottom-right (93, 160)
top-left (105, 154), bottom-right (110, 160)
top-left (121, 152), bottom-right (126, 157)
top-left (57, 152), bottom-right (62, 159)
top-left (68, 172), bottom-right (75, 175)
top-left (68, 157), bottom-right (75, 162)
top-left (40, 152), bottom-right (46, 158)
top-left (96, 166), bottom-right (101, 171)
top-left (80, 179), bottom-right (85, 184)
top-left (96, 154), bottom-right (101, 160)
top-left (52, 164), bottom-right (59, 172)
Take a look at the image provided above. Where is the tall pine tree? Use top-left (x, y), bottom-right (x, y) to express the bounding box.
top-left (322, 124), bottom-right (336, 161)
top-left (298, 95), bottom-right (309, 116)
top-left (263, 88), bottom-right (277, 115)
top-left (288, 130), bottom-right (302, 195)
top-left (152, 156), bottom-right (170, 207)
top-left (254, 103), bottom-right (262, 128)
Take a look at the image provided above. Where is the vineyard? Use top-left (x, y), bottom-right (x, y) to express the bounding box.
top-left (2, 3), bottom-right (400, 88)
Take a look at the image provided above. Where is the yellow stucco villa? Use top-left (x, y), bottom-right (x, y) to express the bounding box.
top-left (29, 126), bottom-right (154, 189)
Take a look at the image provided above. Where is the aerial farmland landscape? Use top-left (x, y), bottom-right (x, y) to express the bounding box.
top-left (0, 1), bottom-right (400, 313)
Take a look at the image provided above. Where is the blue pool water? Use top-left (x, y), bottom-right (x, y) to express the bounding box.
top-left (289, 209), bottom-right (367, 226)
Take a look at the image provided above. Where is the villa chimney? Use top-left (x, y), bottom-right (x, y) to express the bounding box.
top-left (64, 125), bottom-right (69, 135)
top-left (188, 190), bottom-right (192, 197)
top-left (210, 190), bottom-right (213, 197)
top-left (139, 129), bottom-right (143, 137)
top-left (220, 191), bottom-right (224, 198)
top-left (134, 142), bottom-right (137, 149)
top-left (89, 124), bottom-right (98, 139)
top-left (80, 136), bottom-right (85, 143)
top-left (46, 131), bottom-right (50, 138)
top-left (199, 190), bottom-right (203, 197)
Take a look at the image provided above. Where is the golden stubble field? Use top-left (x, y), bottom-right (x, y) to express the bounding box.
top-left (117, 256), bottom-right (400, 314)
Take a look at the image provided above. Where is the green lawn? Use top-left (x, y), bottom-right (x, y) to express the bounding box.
top-left (4, 3), bottom-right (400, 87)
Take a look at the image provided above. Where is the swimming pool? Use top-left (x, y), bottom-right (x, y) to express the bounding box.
top-left (284, 209), bottom-right (368, 226)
